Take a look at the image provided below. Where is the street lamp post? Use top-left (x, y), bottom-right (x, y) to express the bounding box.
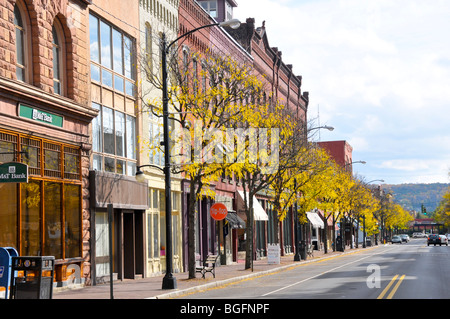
top-left (363, 214), bottom-right (366, 248)
top-left (137, 18), bottom-right (241, 290)
top-left (367, 179), bottom-right (384, 184)
top-left (160, 32), bottom-right (177, 290)
top-left (293, 179), bottom-right (302, 261)
top-left (344, 160), bottom-right (366, 167)
top-left (307, 125), bottom-right (334, 132)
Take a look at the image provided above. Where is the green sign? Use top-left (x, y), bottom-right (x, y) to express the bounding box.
top-left (19, 103), bottom-right (63, 127)
top-left (0, 162), bottom-right (28, 183)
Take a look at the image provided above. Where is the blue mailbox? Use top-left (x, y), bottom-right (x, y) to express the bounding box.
top-left (0, 247), bottom-right (18, 299)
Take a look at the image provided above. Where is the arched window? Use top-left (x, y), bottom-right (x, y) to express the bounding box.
top-left (52, 19), bottom-right (65, 95)
top-left (14, 4), bottom-right (27, 82)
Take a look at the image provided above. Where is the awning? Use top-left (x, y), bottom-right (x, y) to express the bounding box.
top-left (307, 211), bottom-right (324, 229)
top-left (237, 191), bottom-right (269, 221)
top-left (225, 211), bottom-right (246, 229)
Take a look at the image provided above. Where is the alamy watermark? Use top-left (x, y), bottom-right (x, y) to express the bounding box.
top-left (172, 120), bottom-right (280, 174)
top-left (366, 264), bottom-right (381, 289)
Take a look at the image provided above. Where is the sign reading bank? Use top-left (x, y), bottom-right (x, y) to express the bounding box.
top-left (0, 162), bottom-right (28, 183)
top-left (18, 103), bottom-right (63, 127)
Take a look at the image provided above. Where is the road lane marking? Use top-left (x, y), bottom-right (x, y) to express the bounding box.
top-left (261, 250), bottom-right (391, 297)
top-left (387, 274), bottom-right (405, 299)
top-left (377, 274), bottom-right (406, 299)
top-left (377, 275), bottom-right (398, 299)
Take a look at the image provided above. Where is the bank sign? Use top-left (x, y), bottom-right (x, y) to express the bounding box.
top-left (0, 162), bottom-right (28, 183)
top-left (19, 103), bottom-right (63, 127)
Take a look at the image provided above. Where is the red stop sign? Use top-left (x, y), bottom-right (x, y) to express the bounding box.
top-left (210, 202), bottom-right (228, 221)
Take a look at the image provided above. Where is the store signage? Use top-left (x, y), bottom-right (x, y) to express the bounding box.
top-left (19, 103), bottom-right (63, 127)
top-left (210, 202), bottom-right (228, 221)
top-left (0, 162), bottom-right (28, 183)
top-left (267, 244), bottom-right (280, 264)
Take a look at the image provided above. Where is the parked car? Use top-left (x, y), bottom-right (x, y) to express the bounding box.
top-left (399, 234), bottom-right (410, 242)
top-left (391, 235), bottom-right (402, 244)
top-left (427, 234), bottom-right (447, 246)
top-left (439, 235), bottom-right (448, 246)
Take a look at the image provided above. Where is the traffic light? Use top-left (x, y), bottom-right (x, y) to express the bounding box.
top-left (421, 203), bottom-right (427, 215)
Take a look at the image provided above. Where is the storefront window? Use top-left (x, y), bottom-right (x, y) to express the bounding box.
top-left (0, 184), bottom-right (18, 248)
top-left (20, 138), bottom-right (40, 175)
top-left (21, 181), bottom-right (41, 256)
top-left (160, 213), bottom-right (166, 256)
top-left (64, 147), bottom-right (80, 180)
top-left (153, 214), bottom-right (158, 258)
top-left (147, 189), bottom-right (160, 259)
top-left (0, 133), bottom-right (17, 163)
top-left (95, 211), bottom-right (110, 277)
top-left (65, 184), bottom-right (81, 258)
top-left (1, 129), bottom-right (82, 260)
top-left (44, 181), bottom-right (62, 259)
top-left (44, 142), bottom-right (61, 178)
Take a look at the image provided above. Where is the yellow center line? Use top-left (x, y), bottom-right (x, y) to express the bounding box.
top-left (387, 274), bottom-right (406, 299)
top-left (377, 275), bottom-right (398, 299)
top-left (377, 274), bottom-right (406, 299)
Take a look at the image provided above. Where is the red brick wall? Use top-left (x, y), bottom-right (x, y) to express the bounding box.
top-left (0, 0), bottom-right (95, 284)
top-left (0, 0), bottom-right (90, 104)
top-left (317, 140), bottom-right (353, 169)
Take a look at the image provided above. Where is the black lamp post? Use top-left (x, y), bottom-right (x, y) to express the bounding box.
top-left (293, 179), bottom-right (301, 261)
top-left (136, 18), bottom-right (241, 290)
top-left (362, 214), bottom-right (366, 248)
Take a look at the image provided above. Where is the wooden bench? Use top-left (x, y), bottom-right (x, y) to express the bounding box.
top-left (195, 255), bottom-right (219, 279)
top-left (307, 244), bottom-right (314, 258)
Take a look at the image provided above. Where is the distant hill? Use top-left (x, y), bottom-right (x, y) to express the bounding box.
top-left (383, 183), bottom-right (450, 213)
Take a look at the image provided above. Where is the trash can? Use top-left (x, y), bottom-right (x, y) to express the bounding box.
top-left (0, 247), bottom-right (18, 299)
top-left (10, 256), bottom-right (55, 299)
top-left (299, 240), bottom-right (307, 260)
top-left (336, 236), bottom-right (344, 252)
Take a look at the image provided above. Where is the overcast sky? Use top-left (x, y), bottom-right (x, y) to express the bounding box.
top-left (234, 0), bottom-right (450, 185)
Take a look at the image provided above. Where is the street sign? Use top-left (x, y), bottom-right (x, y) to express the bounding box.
top-left (0, 162), bottom-right (28, 183)
top-left (210, 202), bottom-right (228, 221)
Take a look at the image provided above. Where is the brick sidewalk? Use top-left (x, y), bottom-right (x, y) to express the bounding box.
top-left (53, 246), bottom-right (374, 299)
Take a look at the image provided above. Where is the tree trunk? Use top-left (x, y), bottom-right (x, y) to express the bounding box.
top-left (188, 179), bottom-right (197, 278)
top-left (332, 214), bottom-right (336, 252)
top-left (322, 214), bottom-right (328, 254)
top-left (272, 199), bottom-right (281, 245)
top-left (245, 194), bottom-right (253, 270)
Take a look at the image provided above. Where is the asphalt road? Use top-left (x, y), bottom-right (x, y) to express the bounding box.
top-left (177, 238), bottom-right (450, 299)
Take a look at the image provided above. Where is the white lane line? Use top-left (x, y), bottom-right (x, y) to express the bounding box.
top-left (261, 247), bottom-right (395, 297)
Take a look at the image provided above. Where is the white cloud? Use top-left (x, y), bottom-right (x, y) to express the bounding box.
top-left (348, 136), bottom-right (369, 152)
top-left (235, 0), bottom-right (450, 183)
top-left (378, 159), bottom-right (431, 172)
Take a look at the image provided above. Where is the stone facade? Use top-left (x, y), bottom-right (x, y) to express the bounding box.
top-left (0, 0), bottom-right (96, 285)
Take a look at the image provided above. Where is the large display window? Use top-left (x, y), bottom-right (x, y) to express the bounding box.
top-left (0, 129), bottom-right (82, 260)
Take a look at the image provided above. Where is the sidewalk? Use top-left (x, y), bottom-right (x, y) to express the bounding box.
top-left (53, 246), bottom-right (376, 299)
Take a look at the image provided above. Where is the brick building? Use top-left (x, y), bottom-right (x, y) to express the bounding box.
top-left (226, 17), bottom-right (309, 257)
top-left (138, 0), bottom-right (183, 277)
top-left (87, 0), bottom-right (149, 284)
top-left (317, 140), bottom-right (353, 172)
top-left (0, 0), bottom-right (312, 288)
top-left (0, 0), bottom-right (96, 286)
top-left (178, 0), bottom-right (253, 271)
